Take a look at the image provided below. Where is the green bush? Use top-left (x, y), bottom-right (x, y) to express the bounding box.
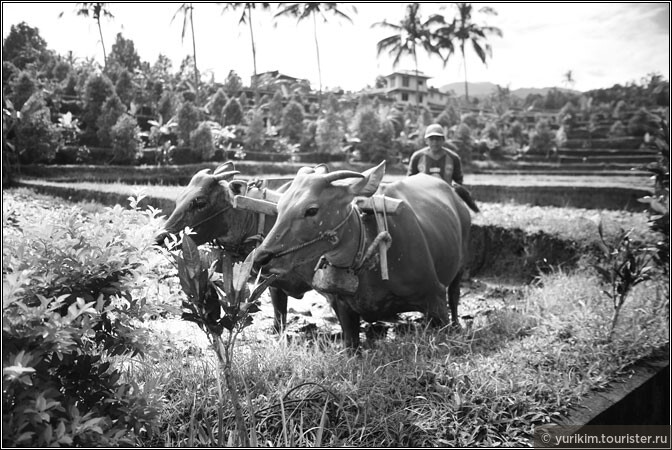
top-left (96, 94), bottom-right (127, 148)
top-left (110, 114), bottom-right (140, 164)
top-left (176, 101), bottom-right (201, 147)
top-left (2, 194), bottom-right (166, 446)
top-left (190, 122), bottom-right (215, 161)
top-left (14, 92), bottom-right (60, 164)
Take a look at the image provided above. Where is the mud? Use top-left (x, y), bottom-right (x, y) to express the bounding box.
top-left (149, 223), bottom-right (587, 351)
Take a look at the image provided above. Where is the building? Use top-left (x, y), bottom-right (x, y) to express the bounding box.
top-left (381, 70), bottom-right (452, 113)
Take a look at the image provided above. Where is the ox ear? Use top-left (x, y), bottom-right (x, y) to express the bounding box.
top-left (346, 161), bottom-right (386, 197)
top-left (229, 180), bottom-right (248, 196)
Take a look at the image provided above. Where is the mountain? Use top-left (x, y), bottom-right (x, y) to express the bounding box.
top-left (438, 81), bottom-right (582, 98)
top-left (439, 81), bottom-right (498, 98)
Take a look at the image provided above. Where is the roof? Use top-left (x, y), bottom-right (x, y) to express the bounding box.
top-left (383, 70), bottom-right (432, 80)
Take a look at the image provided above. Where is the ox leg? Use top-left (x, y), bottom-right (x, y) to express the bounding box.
top-left (447, 270), bottom-right (463, 327)
top-left (329, 297), bottom-right (361, 350)
top-left (269, 287), bottom-right (287, 334)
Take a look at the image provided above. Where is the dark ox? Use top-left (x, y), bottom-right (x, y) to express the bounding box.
top-left (254, 161), bottom-right (474, 349)
top-left (154, 162), bottom-right (330, 332)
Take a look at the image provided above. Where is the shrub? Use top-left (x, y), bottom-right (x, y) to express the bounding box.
top-left (2, 194), bottom-right (166, 446)
top-left (628, 107), bottom-right (660, 137)
top-left (190, 121), bottom-right (215, 161)
top-left (96, 94), bottom-right (127, 148)
top-left (609, 120), bottom-right (627, 138)
top-left (281, 100), bottom-right (305, 143)
top-left (528, 118), bottom-right (556, 156)
top-left (8, 70), bottom-right (36, 110)
top-left (110, 114), bottom-right (140, 164)
top-left (81, 74), bottom-right (115, 146)
top-left (176, 101), bottom-right (201, 147)
top-left (316, 103), bottom-right (345, 154)
top-left (244, 108), bottom-right (266, 152)
top-left (222, 97), bottom-right (243, 126)
top-left (14, 92), bottom-right (60, 164)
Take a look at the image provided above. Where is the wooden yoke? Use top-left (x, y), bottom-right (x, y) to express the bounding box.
top-left (232, 189), bottom-right (402, 281)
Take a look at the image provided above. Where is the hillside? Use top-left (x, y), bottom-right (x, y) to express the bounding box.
top-left (439, 81), bottom-right (582, 98)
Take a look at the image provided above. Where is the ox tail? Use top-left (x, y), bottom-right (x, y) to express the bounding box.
top-left (454, 184), bottom-right (480, 213)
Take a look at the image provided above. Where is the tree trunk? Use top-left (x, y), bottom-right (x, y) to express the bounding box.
top-left (461, 45), bottom-right (469, 103)
top-left (313, 12), bottom-right (322, 98)
top-left (189, 5), bottom-right (199, 100)
top-left (97, 19), bottom-right (107, 69)
top-left (248, 4), bottom-right (257, 78)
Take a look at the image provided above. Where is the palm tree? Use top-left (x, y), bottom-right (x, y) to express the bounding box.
top-left (563, 70), bottom-right (575, 89)
top-left (221, 3), bottom-right (271, 85)
top-left (69, 3), bottom-right (114, 70)
top-left (274, 3), bottom-right (357, 96)
top-left (172, 3), bottom-right (199, 98)
top-left (441, 3), bottom-right (502, 102)
top-left (372, 3), bottom-right (443, 106)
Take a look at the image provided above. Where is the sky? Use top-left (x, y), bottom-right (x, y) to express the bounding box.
top-left (2, 2), bottom-right (670, 93)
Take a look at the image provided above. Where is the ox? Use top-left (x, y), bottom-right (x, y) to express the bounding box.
top-left (254, 161), bottom-right (474, 349)
top-left (154, 162), bottom-right (330, 332)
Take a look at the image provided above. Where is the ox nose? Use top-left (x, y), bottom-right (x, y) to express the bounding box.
top-left (253, 248), bottom-right (274, 271)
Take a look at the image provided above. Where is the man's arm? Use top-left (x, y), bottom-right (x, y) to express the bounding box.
top-left (450, 151), bottom-right (464, 185)
top-left (407, 151), bottom-right (419, 176)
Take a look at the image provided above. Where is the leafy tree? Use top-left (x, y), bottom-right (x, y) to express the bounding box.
top-left (244, 107), bottom-right (266, 152)
top-left (238, 91), bottom-right (249, 109)
top-left (268, 90), bottom-right (284, 126)
top-left (52, 60), bottom-right (72, 82)
top-left (437, 3), bottom-right (502, 102)
top-left (176, 100), bottom-right (201, 146)
top-left (14, 92), bottom-right (60, 164)
top-left (172, 3), bottom-right (199, 98)
top-left (2, 22), bottom-right (49, 70)
top-left (373, 3), bottom-right (441, 105)
top-left (222, 97), bottom-right (243, 126)
top-left (190, 121), bottom-right (215, 160)
top-left (114, 69), bottom-right (134, 107)
top-left (436, 104), bottom-right (460, 129)
top-left (222, 70), bottom-right (243, 97)
top-left (81, 73), bottom-right (115, 145)
top-left (221, 3), bottom-right (272, 82)
top-left (107, 32), bottom-right (142, 79)
top-left (110, 113), bottom-right (140, 164)
top-left (8, 70), bottom-right (37, 110)
top-left (316, 94), bottom-right (344, 153)
top-left (207, 88), bottom-right (229, 122)
top-left (280, 99), bottom-right (305, 143)
top-left (157, 90), bottom-right (177, 123)
top-left (350, 104), bottom-right (385, 162)
top-left (275, 3), bottom-right (356, 95)
top-left (96, 94), bottom-right (127, 147)
top-left (71, 3), bottom-right (114, 69)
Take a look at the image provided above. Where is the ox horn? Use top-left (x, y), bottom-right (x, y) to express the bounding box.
top-left (212, 170), bottom-right (240, 182)
top-left (322, 170), bottom-right (364, 184)
top-left (214, 161), bottom-right (235, 175)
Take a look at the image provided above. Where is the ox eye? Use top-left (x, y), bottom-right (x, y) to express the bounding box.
top-left (192, 198), bottom-right (207, 209)
top-left (305, 207), bottom-right (319, 217)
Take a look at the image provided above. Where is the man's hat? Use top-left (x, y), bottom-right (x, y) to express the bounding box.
top-left (424, 124), bottom-right (445, 139)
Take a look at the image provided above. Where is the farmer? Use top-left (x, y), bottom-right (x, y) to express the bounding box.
top-left (408, 123), bottom-right (479, 212)
top-left (408, 123), bottom-right (464, 184)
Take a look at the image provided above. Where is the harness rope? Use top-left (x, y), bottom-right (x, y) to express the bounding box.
top-left (273, 207), bottom-right (356, 259)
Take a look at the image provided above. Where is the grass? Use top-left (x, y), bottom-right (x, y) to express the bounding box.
top-left (3, 187), bottom-right (668, 446)
top-left (125, 269), bottom-right (667, 446)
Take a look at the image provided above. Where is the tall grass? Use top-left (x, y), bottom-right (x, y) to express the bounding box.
top-left (128, 269), bottom-right (668, 447)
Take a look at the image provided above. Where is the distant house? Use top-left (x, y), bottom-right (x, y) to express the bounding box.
top-left (250, 70), bottom-right (311, 92)
top-left (379, 70), bottom-right (452, 112)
